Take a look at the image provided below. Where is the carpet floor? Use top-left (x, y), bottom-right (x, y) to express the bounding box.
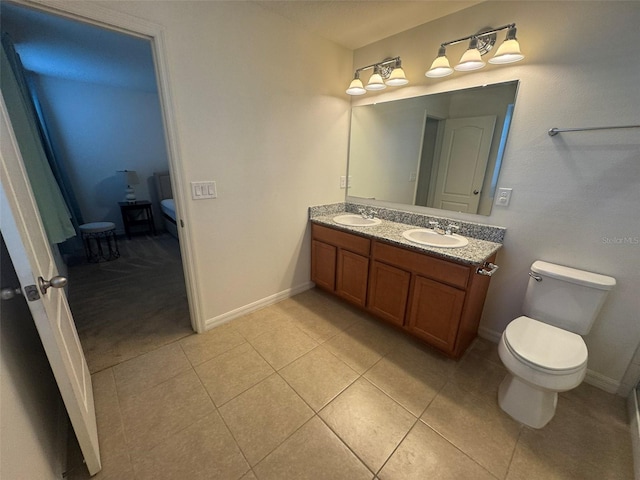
top-left (67, 233), bottom-right (192, 373)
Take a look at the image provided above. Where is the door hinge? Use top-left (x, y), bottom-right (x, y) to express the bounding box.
top-left (24, 285), bottom-right (40, 301)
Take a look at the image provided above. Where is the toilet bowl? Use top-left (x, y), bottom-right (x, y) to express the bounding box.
top-left (496, 261), bottom-right (615, 428)
top-left (497, 316), bottom-right (587, 428)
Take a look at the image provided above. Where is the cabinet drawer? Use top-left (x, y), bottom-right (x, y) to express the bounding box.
top-left (372, 241), bottom-right (469, 289)
top-left (312, 224), bottom-right (370, 256)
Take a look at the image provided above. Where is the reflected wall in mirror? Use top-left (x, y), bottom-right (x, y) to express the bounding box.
top-left (347, 81), bottom-right (519, 216)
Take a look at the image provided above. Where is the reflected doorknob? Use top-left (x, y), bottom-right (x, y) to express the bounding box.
top-left (1, 286), bottom-right (22, 301)
top-left (38, 275), bottom-right (68, 295)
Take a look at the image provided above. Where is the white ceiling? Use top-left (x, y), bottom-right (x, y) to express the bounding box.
top-left (0, 1), bottom-right (482, 89)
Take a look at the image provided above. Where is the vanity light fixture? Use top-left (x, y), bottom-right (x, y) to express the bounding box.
top-left (346, 57), bottom-right (408, 96)
top-left (426, 23), bottom-right (523, 78)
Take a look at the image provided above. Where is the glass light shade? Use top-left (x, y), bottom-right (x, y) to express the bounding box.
top-left (365, 72), bottom-right (386, 91)
top-left (489, 39), bottom-right (524, 64)
top-left (455, 47), bottom-right (485, 71)
top-left (426, 55), bottom-right (454, 78)
top-left (385, 67), bottom-right (409, 86)
top-left (346, 77), bottom-right (366, 95)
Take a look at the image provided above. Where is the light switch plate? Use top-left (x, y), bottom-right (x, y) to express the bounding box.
top-left (191, 181), bottom-right (217, 200)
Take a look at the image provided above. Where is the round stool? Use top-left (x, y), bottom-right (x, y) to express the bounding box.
top-left (79, 222), bottom-right (120, 263)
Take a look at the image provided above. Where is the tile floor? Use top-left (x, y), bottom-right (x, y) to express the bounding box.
top-left (68, 288), bottom-right (633, 479)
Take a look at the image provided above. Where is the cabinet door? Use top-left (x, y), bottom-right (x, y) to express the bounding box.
top-left (367, 261), bottom-right (411, 326)
top-left (311, 240), bottom-right (336, 291)
top-left (336, 249), bottom-right (369, 307)
top-left (407, 275), bottom-right (465, 353)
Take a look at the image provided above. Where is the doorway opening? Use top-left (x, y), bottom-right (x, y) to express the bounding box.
top-left (1, 2), bottom-right (194, 373)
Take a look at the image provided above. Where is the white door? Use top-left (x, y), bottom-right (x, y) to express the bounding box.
top-left (0, 98), bottom-right (101, 474)
top-left (431, 115), bottom-right (496, 214)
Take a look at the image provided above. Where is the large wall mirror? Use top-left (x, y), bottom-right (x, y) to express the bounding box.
top-left (347, 80), bottom-right (519, 216)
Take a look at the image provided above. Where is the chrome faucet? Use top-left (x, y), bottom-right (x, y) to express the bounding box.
top-left (445, 224), bottom-right (459, 235)
top-left (430, 221), bottom-right (459, 235)
top-left (428, 221), bottom-right (446, 235)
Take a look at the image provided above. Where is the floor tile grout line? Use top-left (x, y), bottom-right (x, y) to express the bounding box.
top-left (103, 367), bottom-right (136, 475)
top-left (211, 390), bottom-right (256, 477)
top-left (180, 337), bottom-right (250, 369)
top-left (198, 359), bottom-right (276, 410)
top-left (117, 362), bottom-right (217, 466)
top-left (111, 343), bottom-right (193, 401)
top-left (225, 373), bottom-right (317, 470)
top-left (184, 354), bottom-right (255, 477)
top-left (313, 413), bottom-right (378, 478)
top-left (374, 416), bottom-right (423, 477)
top-left (420, 421), bottom-right (501, 479)
top-left (275, 360), bottom-right (357, 414)
top-left (503, 427), bottom-right (525, 480)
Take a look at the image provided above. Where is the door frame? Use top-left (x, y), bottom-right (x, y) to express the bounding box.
top-left (9, 0), bottom-right (204, 333)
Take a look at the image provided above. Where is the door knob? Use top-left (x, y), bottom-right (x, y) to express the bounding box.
top-left (1, 287), bottom-right (22, 301)
top-left (473, 190), bottom-right (480, 195)
top-left (38, 275), bottom-right (68, 295)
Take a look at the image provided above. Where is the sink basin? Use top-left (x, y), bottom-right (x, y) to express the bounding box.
top-left (402, 228), bottom-right (469, 248)
top-left (333, 214), bottom-right (382, 227)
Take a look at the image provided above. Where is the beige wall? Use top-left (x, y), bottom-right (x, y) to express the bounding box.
top-left (90, 1), bottom-right (352, 320)
top-left (351, 1), bottom-right (640, 393)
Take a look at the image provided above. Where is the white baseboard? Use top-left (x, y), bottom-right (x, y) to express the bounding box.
top-left (477, 326), bottom-right (621, 395)
top-left (477, 325), bottom-right (501, 343)
top-left (585, 369), bottom-right (620, 394)
top-left (204, 281), bottom-right (315, 330)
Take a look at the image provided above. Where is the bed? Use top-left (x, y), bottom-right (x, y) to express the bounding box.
top-left (154, 171), bottom-right (179, 239)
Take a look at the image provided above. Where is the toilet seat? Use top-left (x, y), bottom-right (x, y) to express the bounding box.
top-left (503, 316), bottom-right (587, 375)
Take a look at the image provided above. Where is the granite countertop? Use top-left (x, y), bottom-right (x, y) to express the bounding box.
top-left (309, 203), bottom-right (504, 266)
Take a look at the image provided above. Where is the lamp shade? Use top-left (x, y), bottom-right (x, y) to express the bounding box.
top-left (365, 71), bottom-right (386, 91)
top-left (386, 67), bottom-right (409, 86)
top-left (455, 47), bottom-right (485, 71)
top-left (426, 51), bottom-right (454, 78)
top-left (346, 77), bottom-right (366, 95)
top-left (489, 39), bottom-right (524, 64)
top-left (125, 170), bottom-right (140, 186)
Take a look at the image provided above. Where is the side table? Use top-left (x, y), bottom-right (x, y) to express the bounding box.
top-left (119, 201), bottom-right (156, 239)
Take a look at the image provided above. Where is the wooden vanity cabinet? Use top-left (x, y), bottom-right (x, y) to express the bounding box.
top-left (311, 223), bottom-right (495, 358)
top-left (370, 240), bottom-right (494, 358)
top-left (311, 224), bottom-right (370, 307)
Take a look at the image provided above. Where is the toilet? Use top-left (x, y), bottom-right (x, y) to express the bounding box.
top-left (497, 260), bottom-right (616, 428)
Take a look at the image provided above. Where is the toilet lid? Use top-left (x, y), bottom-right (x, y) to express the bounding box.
top-left (504, 316), bottom-right (588, 372)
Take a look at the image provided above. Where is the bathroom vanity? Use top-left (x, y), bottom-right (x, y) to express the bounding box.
top-left (310, 204), bottom-right (504, 359)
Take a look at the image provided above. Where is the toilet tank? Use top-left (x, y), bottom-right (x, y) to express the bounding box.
top-left (523, 261), bottom-right (616, 335)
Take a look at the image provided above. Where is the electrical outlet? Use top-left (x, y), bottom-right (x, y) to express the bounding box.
top-left (495, 187), bottom-right (512, 207)
top-left (340, 176), bottom-right (346, 189)
top-left (409, 172), bottom-right (417, 182)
